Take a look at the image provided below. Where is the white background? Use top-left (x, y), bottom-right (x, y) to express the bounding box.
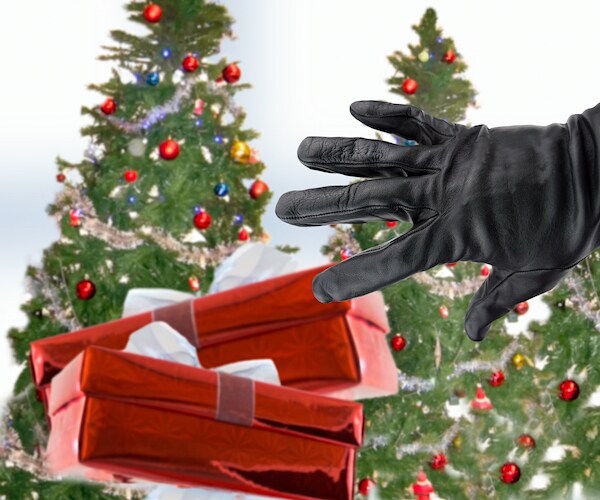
top-left (1, 0), bottom-right (600, 405)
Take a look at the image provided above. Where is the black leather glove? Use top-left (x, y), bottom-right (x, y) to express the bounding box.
top-left (276, 100), bottom-right (600, 341)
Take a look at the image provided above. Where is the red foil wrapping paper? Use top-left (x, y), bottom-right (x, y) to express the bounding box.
top-left (30, 266), bottom-right (397, 407)
top-left (46, 346), bottom-right (364, 500)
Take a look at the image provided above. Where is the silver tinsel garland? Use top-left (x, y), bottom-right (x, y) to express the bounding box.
top-left (106, 73), bottom-right (244, 134)
top-left (447, 339), bottom-right (521, 380)
top-left (395, 421), bottom-right (461, 458)
top-left (28, 270), bottom-right (82, 331)
top-left (397, 371), bottom-right (436, 392)
top-left (565, 273), bottom-right (600, 332)
top-left (56, 187), bottom-right (238, 268)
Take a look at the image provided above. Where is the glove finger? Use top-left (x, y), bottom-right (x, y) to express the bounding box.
top-left (298, 136), bottom-right (442, 178)
top-left (276, 175), bottom-right (437, 227)
top-left (312, 216), bottom-right (442, 302)
top-left (464, 267), bottom-right (569, 342)
top-left (350, 100), bottom-right (463, 145)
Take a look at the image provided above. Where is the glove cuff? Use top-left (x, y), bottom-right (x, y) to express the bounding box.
top-left (568, 104), bottom-right (600, 249)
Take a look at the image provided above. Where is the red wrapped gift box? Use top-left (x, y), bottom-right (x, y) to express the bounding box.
top-left (46, 346), bottom-right (363, 500)
top-left (31, 266), bottom-right (397, 406)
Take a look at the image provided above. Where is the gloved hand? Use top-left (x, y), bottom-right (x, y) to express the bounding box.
top-left (276, 100), bottom-right (600, 341)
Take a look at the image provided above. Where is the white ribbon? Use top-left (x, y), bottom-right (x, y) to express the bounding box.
top-left (123, 243), bottom-right (298, 317)
top-left (123, 321), bottom-right (281, 386)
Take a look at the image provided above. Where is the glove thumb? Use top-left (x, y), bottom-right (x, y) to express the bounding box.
top-left (464, 267), bottom-right (569, 341)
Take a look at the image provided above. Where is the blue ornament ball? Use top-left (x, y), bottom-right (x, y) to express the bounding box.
top-left (234, 214), bottom-right (244, 225)
top-left (340, 248), bottom-right (353, 260)
top-left (128, 195), bottom-right (137, 204)
top-left (162, 48), bottom-right (172, 59)
top-left (195, 118), bottom-right (203, 128)
top-left (214, 182), bottom-right (230, 197)
top-left (436, 36), bottom-right (444, 44)
top-left (193, 205), bottom-right (203, 214)
top-left (146, 71), bottom-right (160, 86)
top-left (213, 135), bottom-right (223, 144)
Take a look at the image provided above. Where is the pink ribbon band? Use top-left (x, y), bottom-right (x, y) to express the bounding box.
top-left (215, 372), bottom-right (255, 427)
top-left (152, 300), bottom-right (199, 348)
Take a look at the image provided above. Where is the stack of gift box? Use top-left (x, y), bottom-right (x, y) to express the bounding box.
top-left (30, 264), bottom-right (398, 499)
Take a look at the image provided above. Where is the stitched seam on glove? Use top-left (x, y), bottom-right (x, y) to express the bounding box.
top-left (277, 204), bottom-right (438, 221)
top-left (352, 110), bottom-right (456, 139)
top-left (301, 160), bottom-right (440, 175)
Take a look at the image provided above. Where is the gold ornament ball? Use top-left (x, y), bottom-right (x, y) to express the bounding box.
top-left (452, 435), bottom-right (463, 450)
top-left (230, 140), bottom-right (251, 162)
top-left (418, 49), bottom-right (430, 63)
top-left (512, 353), bottom-right (525, 368)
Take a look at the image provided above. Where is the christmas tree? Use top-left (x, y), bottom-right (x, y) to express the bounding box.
top-left (324, 8), bottom-right (600, 499)
top-left (1, 1), bottom-right (272, 497)
top-left (387, 8), bottom-right (476, 124)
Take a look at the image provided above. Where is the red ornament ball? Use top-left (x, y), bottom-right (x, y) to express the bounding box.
top-left (340, 249), bottom-right (353, 261)
top-left (391, 334), bottom-right (406, 351)
top-left (159, 139), bottom-right (180, 160)
top-left (100, 98), bottom-right (116, 115)
top-left (249, 179), bottom-right (269, 199)
top-left (76, 279), bottom-right (96, 300)
top-left (238, 227), bottom-right (249, 241)
top-left (443, 49), bottom-right (456, 64)
top-left (182, 54), bottom-right (199, 73)
top-left (143, 3), bottom-right (162, 23)
top-left (124, 170), bottom-right (138, 183)
top-left (386, 221), bottom-right (397, 228)
top-left (500, 463), bottom-right (521, 484)
top-left (402, 78), bottom-right (418, 95)
top-left (481, 265), bottom-right (491, 277)
top-left (358, 478), bottom-right (375, 496)
top-left (188, 276), bottom-right (200, 292)
top-left (439, 305), bottom-right (449, 319)
top-left (222, 63), bottom-right (241, 84)
top-left (430, 453), bottom-right (448, 470)
top-left (70, 209), bottom-right (82, 227)
top-left (517, 434), bottom-right (536, 449)
top-left (446, 262), bottom-right (457, 267)
top-left (559, 379), bottom-right (580, 401)
top-left (193, 211), bottom-right (212, 230)
top-left (514, 301), bottom-right (529, 315)
top-left (489, 370), bottom-right (505, 387)
top-left (56, 173), bottom-right (66, 183)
